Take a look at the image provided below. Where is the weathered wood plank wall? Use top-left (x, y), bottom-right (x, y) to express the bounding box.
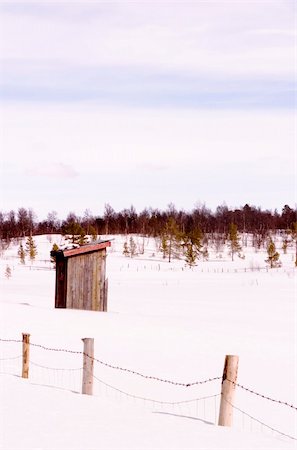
top-left (66, 249), bottom-right (106, 311)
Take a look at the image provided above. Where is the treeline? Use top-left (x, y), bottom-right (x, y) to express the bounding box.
top-left (0, 203), bottom-right (296, 240)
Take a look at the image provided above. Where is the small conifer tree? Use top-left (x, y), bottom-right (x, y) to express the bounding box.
top-left (18, 243), bottom-right (26, 264)
top-left (185, 243), bottom-right (197, 267)
top-left (282, 239), bottom-right (288, 254)
top-left (123, 241), bottom-right (130, 257)
top-left (63, 220), bottom-right (86, 244)
top-left (228, 223), bottom-right (242, 261)
top-left (78, 231), bottom-right (88, 246)
top-left (5, 265), bottom-right (12, 279)
top-left (25, 235), bottom-right (37, 261)
top-left (161, 218), bottom-right (181, 262)
top-left (50, 243), bottom-right (59, 267)
top-left (129, 236), bottom-right (137, 258)
top-left (202, 246), bottom-right (209, 261)
top-left (265, 238), bottom-right (281, 268)
top-left (89, 225), bottom-right (98, 242)
top-left (182, 227), bottom-right (206, 265)
top-left (160, 234), bottom-right (168, 259)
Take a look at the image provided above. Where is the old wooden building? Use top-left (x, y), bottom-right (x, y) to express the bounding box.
top-left (51, 240), bottom-right (111, 311)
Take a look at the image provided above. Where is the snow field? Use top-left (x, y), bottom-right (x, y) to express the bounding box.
top-left (0, 234), bottom-right (296, 449)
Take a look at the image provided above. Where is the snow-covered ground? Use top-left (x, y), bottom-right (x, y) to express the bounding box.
top-left (0, 234), bottom-right (296, 450)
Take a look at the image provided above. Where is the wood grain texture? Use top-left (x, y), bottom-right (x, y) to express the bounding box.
top-left (65, 250), bottom-right (105, 311)
top-left (22, 333), bottom-right (30, 379)
top-left (218, 355), bottom-right (239, 427)
top-left (82, 338), bottom-right (94, 395)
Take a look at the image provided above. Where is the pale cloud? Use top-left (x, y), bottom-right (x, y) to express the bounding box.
top-left (0, 1), bottom-right (294, 77)
top-left (1, 60), bottom-right (293, 108)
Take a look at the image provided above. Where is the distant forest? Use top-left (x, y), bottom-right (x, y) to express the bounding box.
top-left (0, 203), bottom-right (296, 240)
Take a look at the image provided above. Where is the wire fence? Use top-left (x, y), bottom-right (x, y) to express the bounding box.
top-left (227, 379), bottom-right (297, 410)
top-left (2, 256), bottom-right (296, 276)
top-left (118, 263), bottom-right (295, 275)
top-left (223, 396), bottom-right (297, 441)
top-left (0, 337), bottom-right (296, 442)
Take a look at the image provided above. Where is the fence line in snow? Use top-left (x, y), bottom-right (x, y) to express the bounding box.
top-left (119, 263), bottom-right (294, 274)
top-left (2, 259), bottom-right (296, 275)
top-left (92, 369), bottom-right (220, 409)
top-left (0, 336), bottom-right (296, 410)
top-left (0, 335), bottom-right (296, 442)
top-left (222, 396), bottom-right (297, 441)
top-left (0, 337), bottom-right (221, 388)
top-left (227, 379), bottom-right (297, 410)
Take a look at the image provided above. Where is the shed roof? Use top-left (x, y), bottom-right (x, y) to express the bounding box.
top-left (51, 240), bottom-right (111, 259)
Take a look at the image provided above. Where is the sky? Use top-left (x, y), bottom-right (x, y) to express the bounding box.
top-left (0, 0), bottom-right (296, 220)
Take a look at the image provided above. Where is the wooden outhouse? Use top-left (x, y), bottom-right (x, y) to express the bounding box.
top-left (51, 240), bottom-right (111, 311)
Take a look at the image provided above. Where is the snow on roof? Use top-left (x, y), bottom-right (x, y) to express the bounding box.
top-left (52, 240), bottom-right (112, 258)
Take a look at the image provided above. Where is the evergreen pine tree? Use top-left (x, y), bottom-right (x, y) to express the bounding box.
top-left (89, 225), bottom-right (98, 242)
top-left (129, 236), bottom-right (137, 258)
top-left (50, 243), bottom-right (59, 267)
top-left (5, 265), bottom-right (12, 279)
top-left (160, 234), bottom-right (168, 259)
top-left (282, 238), bottom-right (288, 254)
top-left (25, 235), bottom-right (37, 261)
top-left (266, 238), bottom-right (281, 268)
top-left (78, 230), bottom-right (88, 246)
top-left (182, 227), bottom-right (206, 266)
top-left (188, 228), bottom-right (203, 252)
top-left (202, 246), bottom-right (209, 261)
top-left (161, 218), bottom-right (181, 262)
top-left (123, 241), bottom-right (130, 257)
top-left (228, 223), bottom-right (242, 261)
top-left (62, 219), bottom-right (86, 244)
top-left (18, 243), bottom-right (26, 264)
top-left (185, 243), bottom-right (197, 267)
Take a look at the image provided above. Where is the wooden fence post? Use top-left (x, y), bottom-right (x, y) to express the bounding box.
top-left (22, 333), bottom-right (30, 379)
top-left (82, 338), bottom-right (94, 395)
top-left (218, 355), bottom-right (239, 427)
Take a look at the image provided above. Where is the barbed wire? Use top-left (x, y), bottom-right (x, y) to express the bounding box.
top-left (226, 379), bottom-right (297, 411)
top-left (89, 354), bottom-right (221, 387)
top-left (30, 343), bottom-right (221, 387)
top-left (222, 396), bottom-right (297, 441)
top-left (0, 338), bottom-right (23, 344)
top-left (92, 371), bottom-right (220, 407)
top-left (0, 338), bottom-right (221, 387)
top-left (0, 338), bottom-right (295, 411)
top-left (0, 339), bottom-right (84, 357)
